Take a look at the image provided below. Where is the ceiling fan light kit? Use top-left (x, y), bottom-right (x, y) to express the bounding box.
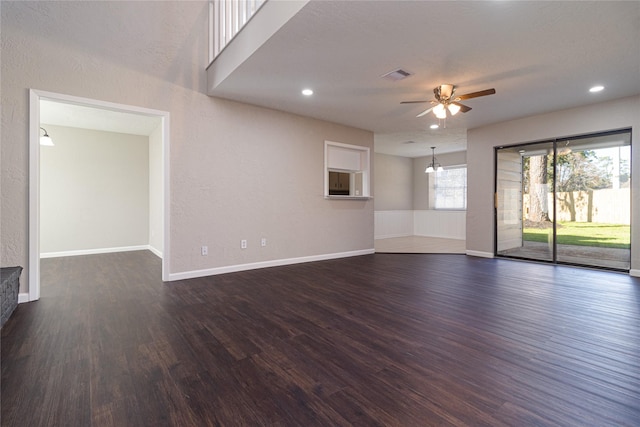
top-left (433, 103), bottom-right (447, 119)
top-left (401, 84), bottom-right (496, 120)
top-left (447, 103), bottom-right (461, 116)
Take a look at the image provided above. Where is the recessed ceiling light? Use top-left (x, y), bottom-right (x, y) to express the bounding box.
top-left (301, 88), bottom-right (313, 96)
top-left (589, 85), bottom-right (604, 93)
top-left (430, 124), bottom-right (439, 129)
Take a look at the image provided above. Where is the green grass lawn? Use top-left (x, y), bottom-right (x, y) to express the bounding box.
top-left (523, 222), bottom-right (630, 249)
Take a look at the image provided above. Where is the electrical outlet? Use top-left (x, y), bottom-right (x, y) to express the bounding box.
top-left (201, 246), bottom-right (208, 256)
top-left (241, 239), bottom-right (247, 249)
top-left (261, 238), bottom-right (267, 247)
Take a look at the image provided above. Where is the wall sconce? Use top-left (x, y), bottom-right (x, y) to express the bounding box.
top-left (40, 127), bottom-right (54, 146)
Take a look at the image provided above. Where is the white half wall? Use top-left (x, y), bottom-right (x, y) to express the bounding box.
top-left (374, 210), bottom-right (413, 239)
top-left (375, 210), bottom-right (465, 240)
top-left (414, 210), bottom-right (466, 240)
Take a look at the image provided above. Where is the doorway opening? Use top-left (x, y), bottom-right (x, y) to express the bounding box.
top-left (495, 129), bottom-right (631, 271)
top-left (29, 90), bottom-right (171, 301)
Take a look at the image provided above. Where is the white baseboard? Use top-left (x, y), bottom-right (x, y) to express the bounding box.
top-left (375, 233), bottom-right (413, 240)
top-left (148, 246), bottom-right (163, 258)
top-left (466, 250), bottom-right (494, 258)
top-left (630, 269), bottom-right (640, 277)
top-left (18, 293), bottom-right (30, 304)
top-left (167, 248), bottom-right (375, 282)
top-left (40, 245), bottom-right (151, 258)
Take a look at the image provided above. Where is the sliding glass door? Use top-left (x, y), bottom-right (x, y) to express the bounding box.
top-left (496, 129), bottom-right (631, 271)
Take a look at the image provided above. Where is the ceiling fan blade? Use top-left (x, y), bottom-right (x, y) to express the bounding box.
top-left (455, 88), bottom-right (496, 101)
top-left (452, 102), bottom-right (472, 113)
top-left (416, 106), bottom-right (435, 118)
top-left (400, 100), bottom-right (430, 104)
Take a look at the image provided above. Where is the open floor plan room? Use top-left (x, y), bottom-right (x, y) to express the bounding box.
top-left (2, 251), bottom-right (639, 426)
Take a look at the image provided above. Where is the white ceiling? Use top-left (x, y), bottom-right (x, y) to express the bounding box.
top-left (40, 100), bottom-right (161, 136)
top-left (209, 1), bottom-right (640, 157)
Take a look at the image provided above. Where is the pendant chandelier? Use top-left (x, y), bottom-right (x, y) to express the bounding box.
top-left (425, 146), bottom-right (443, 173)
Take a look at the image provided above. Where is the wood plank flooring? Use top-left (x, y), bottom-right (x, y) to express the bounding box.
top-left (2, 251), bottom-right (639, 426)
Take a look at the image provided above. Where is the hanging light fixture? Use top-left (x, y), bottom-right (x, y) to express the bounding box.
top-left (40, 127), bottom-right (54, 146)
top-left (425, 146), bottom-right (443, 173)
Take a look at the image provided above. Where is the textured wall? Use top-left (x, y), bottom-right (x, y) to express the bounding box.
top-left (1, 1), bottom-right (374, 291)
top-left (40, 125), bottom-right (150, 254)
top-left (467, 95), bottom-right (640, 269)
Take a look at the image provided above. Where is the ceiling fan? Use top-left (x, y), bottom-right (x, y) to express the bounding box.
top-left (401, 84), bottom-right (496, 119)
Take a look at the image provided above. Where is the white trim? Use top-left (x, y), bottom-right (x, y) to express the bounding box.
top-left (40, 245), bottom-right (151, 259)
top-left (374, 233), bottom-right (413, 240)
top-left (167, 249), bottom-right (375, 282)
top-left (29, 89), bottom-right (171, 302)
top-left (29, 91), bottom-right (41, 303)
top-left (630, 269), bottom-right (640, 277)
top-left (466, 250), bottom-right (494, 258)
top-left (18, 293), bottom-right (30, 304)
top-left (161, 110), bottom-right (171, 282)
top-left (148, 246), bottom-right (163, 259)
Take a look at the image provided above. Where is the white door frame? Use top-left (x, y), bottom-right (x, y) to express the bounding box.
top-left (29, 89), bottom-right (171, 301)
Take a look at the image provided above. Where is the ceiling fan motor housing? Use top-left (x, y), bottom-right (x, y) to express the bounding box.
top-left (435, 84), bottom-right (456, 101)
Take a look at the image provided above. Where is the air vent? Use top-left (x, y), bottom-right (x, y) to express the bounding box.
top-left (381, 68), bottom-right (413, 82)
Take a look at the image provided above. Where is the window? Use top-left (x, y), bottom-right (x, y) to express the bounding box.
top-left (434, 166), bottom-right (467, 209)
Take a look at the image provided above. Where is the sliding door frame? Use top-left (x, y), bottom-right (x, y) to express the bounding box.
top-left (494, 128), bottom-right (632, 271)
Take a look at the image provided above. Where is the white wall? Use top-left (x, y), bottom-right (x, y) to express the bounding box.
top-left (374, 153), bottom-right (413, 210)
top-left (374, 151), bottom-right (467, 240)
top-left (374, 210), bottom-right (466, 240)
top-left (40, 125), bottom-right (149, 255)
top-left (1, 1), bottom-right (374, 292)
top-left (467, 95), bottom-right (640, 270)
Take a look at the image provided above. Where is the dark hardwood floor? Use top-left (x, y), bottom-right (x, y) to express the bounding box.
top-left (2, 251), bottom-right (639, 426)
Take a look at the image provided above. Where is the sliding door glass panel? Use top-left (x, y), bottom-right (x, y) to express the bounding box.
top-left (497, 142), bottom-right (555, 262)
top-left (554, 131), bottom-right (631, 270)
top-left (496, 147), bottom-right (525, 257)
